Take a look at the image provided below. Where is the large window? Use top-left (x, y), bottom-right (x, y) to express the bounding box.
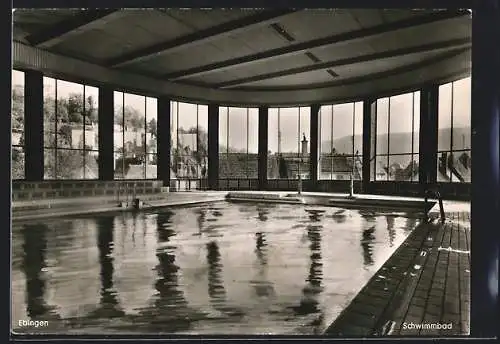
top-left (43, 77), bottom-right (99, 180)
top-left (11, 70), bottom-right (25, 180)
top-left (218, 107), bottom-right (259, 178)
top-left (267, 107), bottom-right (310, 179)
top-left (437, 77), bottom-right (471, 183)
top-left (170, 101), bottom-right (208, 180)
top-left (374, 91), bottom-right (420, 181)
top-left (318, 102), bottom-right (363, 180)
top-left (114, 92), bottom-right (157, 179)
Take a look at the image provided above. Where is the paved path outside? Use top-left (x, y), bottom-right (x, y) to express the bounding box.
top-left (324, 210), bottom-right (470, 336)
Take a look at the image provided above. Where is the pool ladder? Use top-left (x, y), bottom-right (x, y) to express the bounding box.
top-left (425, 188), bottom-right (445, 223)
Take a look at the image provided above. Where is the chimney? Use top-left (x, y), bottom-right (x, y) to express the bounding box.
top-left (301, 133), bottom-right (308, 155)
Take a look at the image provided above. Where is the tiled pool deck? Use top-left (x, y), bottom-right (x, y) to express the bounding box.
top-left (11, 191), bottom-right (470, 336)
top-left (325, 205), bottom-right (470, 336)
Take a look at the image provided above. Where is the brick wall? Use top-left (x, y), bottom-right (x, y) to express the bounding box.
top-left (12, 180), bottom-right (164, 202)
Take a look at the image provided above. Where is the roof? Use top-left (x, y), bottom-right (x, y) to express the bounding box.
top-left (12, 8), bottom-right (471, 105)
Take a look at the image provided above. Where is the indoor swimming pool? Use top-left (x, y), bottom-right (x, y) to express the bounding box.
top-left (11, 201), bottom-right (422, 335)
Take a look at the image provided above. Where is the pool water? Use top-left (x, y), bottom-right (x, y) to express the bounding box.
top-left (11, 201), bottom-right (421, 335)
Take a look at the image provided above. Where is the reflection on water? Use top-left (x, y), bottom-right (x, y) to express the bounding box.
top-left (207, 241), bottom-right (226, 307)
top-left (22, 224), bottom-right (59, 320)
top-left (386, 215), bottom-right (396, 247)
top-left (256, 205), bottom-right (270, 222)
top-left (361, 226), bottom-right (376, 267)
top-left (359, 210), bottom-right (377, 223)
top-left (90, 217), bottom-right (124, 319)
top-left (11, 203), bottom-right (420, 334)
top-left (331, 209), bottom-right (347, 223)
top-left (294, 224), bottom-right (323, 315)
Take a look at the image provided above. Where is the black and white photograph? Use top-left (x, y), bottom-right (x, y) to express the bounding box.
top-left (8, 6), bottom-right (499, 338)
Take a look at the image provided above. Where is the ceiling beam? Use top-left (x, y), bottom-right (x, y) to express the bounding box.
top-left (232, 47), bottom-right (470, 91)
top-left (26, 9), bottom-right (123, 48)
top-left (216, 37), bottom-right (471, 88)
top-left (161, 9), bottom-right (469, 81)
top-left (105, 9), bottom-right (298, 68)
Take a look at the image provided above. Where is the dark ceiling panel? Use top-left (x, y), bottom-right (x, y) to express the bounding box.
top-left (158, 8), bottom-right (260, 31)
top-left (160, 9), bottom-right (468, 81)
top-left (182, 53), bottom-right (314, 85)
top-left (273, 9), bottom-right (361, 42)
top-left (49, 9), bottom-right (208, 62)
top-left (365, 16), bottom-right (471, 53)
top-left (331, 47), bottom-right (468, 79)
top-left (215, 38), bottom-right (470, 88)
top-left (239, 70), bottom-right (335, 87)
top-left (236, 48), bottom-right (470, 91)
top-left (105, 10), bottom-right (297, 68)
top-left (127, 43), bottom-right (244, 76)
top-left (25, 9), bottom-right (123, 48)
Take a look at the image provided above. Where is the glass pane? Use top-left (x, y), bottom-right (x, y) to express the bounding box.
top-left (331, 156), bottom-right (354, 180)
top-left (114, 152), bottom-right (125, 180)
top-left (224, 153), bottom-right (247, 178)
top-left (247, 153), bottom-right (258, 179)
top-left (388, 154), bottom-right (415, 181)
top-left (268, 108), bottom-right (279, 154)
top-left (375, 155), bottom-right (389, 181)
top-left (332, 103), bottom-right (354, 155)
top-left (450, 150), bottom-right (471, 183)
top-left (279, 107), bottom-right (299, 154)
top-left (12, 70), bottom-right (25, 147)
top-left (177, 102), bottom-right (198, 178)
top-left (354, 102), bottom-right (363, 156)
top-left (123, 93), bottom-right (145, 164)
top-left (228, 107), bottom-right (247, 153)
top-left (178, 102), bottom-right (197, 135)
top-left (198, 105), bottom-right (209, 178)
top-left (376, 98), bottom-right (389, 155)
top-left (124, 160), bottom-right (145, 180)
top-left (413, 91), bottom-right (420, 154)
top-left (146, 154), bottom-right (157, 179)
top-left (389, 92), bottom-right (413, 154)
top-left (437, 151), bottom-right (451, 182)
top-left (299, 107), bottom-right (310, 156)
top-left (218, 107), bottom-right (228, 153)
top-left (11, 147), bottom-right (24, 180)
top-left (84, 150), bottom-right (99, 180)
top-left (114, 92), bottom-right (124, 153)
top-left (170, 101), bottom-right (178, 177)
top-left (44, 148), bottom-right (56, 180)
top-left (219, 153), bottom-right (228, 178)
top-left (319, 154), bottom-right (333, 180)
top-left (43, 77), bottom-right (56, 148)
top-left (353, 153), bottom-right (363, 180)
top-left (85, 86), bottom-right (99, 150)
top-left (411, 154), bottom-right (419, 182)
top-left (57, 149), bottom-right (84, 179)
top-left (171, 101), bottom-right (178, 150)
top-left (57, 80), bottom-right (84, 149)
top-left (267, 155), bottom-right (279, 179)
top-left (452, 77), bottom-right (471, 151)
top-left (267, 108), bottom-right (279, 179)
top-left (319, 105), bottom-right (333, 155)
top-left (146, 97), bottom-right (157, 155)
top-left (278, 108), bottom-right (300, 155)
top-left (438, 83), bottom-right (452, 151)
top-left (248, 108), bottom-right (259, 154)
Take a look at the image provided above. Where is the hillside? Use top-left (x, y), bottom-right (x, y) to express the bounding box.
top-left (321, 127), bottom-right (470, 154)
